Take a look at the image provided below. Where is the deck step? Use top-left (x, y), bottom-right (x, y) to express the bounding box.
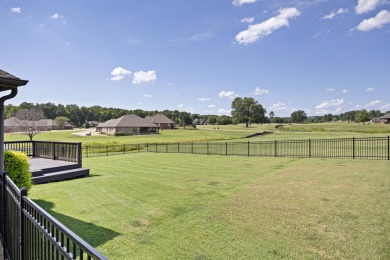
top-left (32, 168), bottom-right (90, 184)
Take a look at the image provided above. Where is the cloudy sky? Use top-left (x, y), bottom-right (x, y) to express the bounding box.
top-left (1, 0), bottom-right (389, 117)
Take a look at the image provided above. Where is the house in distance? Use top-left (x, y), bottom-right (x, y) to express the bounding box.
top-left (96, 115), bottom-right (160, 135)
top-left (145, 113), bottom-right (176, 129)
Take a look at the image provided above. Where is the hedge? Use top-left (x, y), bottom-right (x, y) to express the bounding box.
top-left (4, 150), bottom-right (32, 191)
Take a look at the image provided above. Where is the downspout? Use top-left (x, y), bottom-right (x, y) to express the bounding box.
top-left (0, 88), bottom-right (18, 174)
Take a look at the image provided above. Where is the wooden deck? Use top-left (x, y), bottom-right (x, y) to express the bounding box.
top-left (29, 158), bottom-right (90, 184)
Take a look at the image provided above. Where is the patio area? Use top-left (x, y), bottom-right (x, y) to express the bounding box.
top-left (29, 157), bottom-right (89, 184)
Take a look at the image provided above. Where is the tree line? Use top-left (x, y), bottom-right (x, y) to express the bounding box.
top-left (6, 101), bottom-right (389, 128)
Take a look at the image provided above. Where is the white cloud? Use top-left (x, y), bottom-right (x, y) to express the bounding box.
top-left (366, 87), bottom-right (375, 92)
top-left (51, 13), bottom-right (61, 19)
top-left (235, 7), bottom-right (300, 45)
top-left (11, 7), bottom-right (22, 14)
top-left (198, 98), bottom-right (210, 101)
top-left (315, 98), bottom-right (344, 114)
top-left (323, 8), bottom-right (348, 20)
top-left (326, 88), bottom-right (336, 91)
top-left (132, 70), bottom-right (157, 84)
top-left (270, 102), bottom-right (288, 111)
top-left (241, 17), bottom-right (255, 23)
top-left (342, 89), bottom-right (349, 93)
top-left (365, 100), bottom-right (381, 107)
top-left (382, 103), bottom-right (390, 109)
top-left (233, 0), bottom-right (257, 6)
top-left (356, 10), bottom-right (390, 31)
top-left (252, 87), bottom-right (270, 95)
top-left (355, 0), bottom-right (388, 14)
top-left (218, 109), bottom-right (231, 115)
top-left (110, 67), bottom-right (132, 81)
top-left (178, 104), bottom-right (184, 108)
top-left (218, 90), bottom-right (236, 99)
top-left (208, 104), bottom-right (216, 108)
top-left (144, 94), bottom-right (152, 98)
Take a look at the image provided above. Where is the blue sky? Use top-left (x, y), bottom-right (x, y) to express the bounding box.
top-left (1, 0), bottom-right (389, 117)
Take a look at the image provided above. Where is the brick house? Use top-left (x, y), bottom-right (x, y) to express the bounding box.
top-left (145, 113), bottom-right (175, 129)
top-left (96, 115), bottom-right (160, 135)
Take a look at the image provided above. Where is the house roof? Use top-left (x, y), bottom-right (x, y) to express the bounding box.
top-left (98, 115), bottom-right (159, 128)
top-left (4, 117), bottom-right (22, 126)
top-left (0, 69), bottom-right (28, 91)
top-left (380, 113), bottom-right (390, 119)
top-left (145, 113), bottom-right (175, 124)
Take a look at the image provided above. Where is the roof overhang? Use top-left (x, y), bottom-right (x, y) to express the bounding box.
top-left (0, 70), bottom-right (29, 92)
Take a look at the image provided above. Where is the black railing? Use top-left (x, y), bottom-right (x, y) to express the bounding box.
top-left (83, 143), bottom-right (145, 158)
top-left (146, 136), bottom-right (390, 160)
top-left (80, 136), bottom-right (390, 160)
top-left (0, 172), bottom-right (106, 260)
top-left (5, 141), bottom-right (82, 164)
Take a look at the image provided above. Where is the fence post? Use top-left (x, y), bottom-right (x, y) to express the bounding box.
top-left (308, 139), bottom-right (311, 158)
top-left (352, 137), bottom-right (355, 159)
top-left (248, 141), bottom-right (250, 157)
top-left (20, 187), bottom-right (27, 259)
top-left (124, 144), bottom-right (126, 154)
top-left (192, 142), bottom-right (194, 154)
top-left (207, 142), bottom-right (209, 155)
top-left (52, 142), bottom-right (56, 160)
top-left (32, 141), bottom-right (36, 158)
top-left (226, 142), bottom-right (228, 156)
top-left (1, 172), bottom-right (7, 257)
top-left (77, 142), bottom-right (82, 165)
top-left (106, 145), bottom-right (108, 156)
top-left (156, 143), bottom-right (158, 153)
top-left (274, 140), bottom-right (277, 157)
top-left (146, 143), bottom-right (149, 152)
top-left (137, 143), bottom-right (140, 153)
top-left (178, 143), bottom-right (180, 153)
top-left (388, 136), bottom-right (389, 160)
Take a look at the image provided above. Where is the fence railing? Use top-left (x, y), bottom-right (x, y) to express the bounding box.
top-left (0, 172), bottom-right (106, 260)
top-left (82, 136), bottom-right (390, 160)
top-left (83, 143), bottom-right (145, 158)
top-left (146, 136), bottom-right (390, 160)
top-left (5, 141), bottom-right (82, 164)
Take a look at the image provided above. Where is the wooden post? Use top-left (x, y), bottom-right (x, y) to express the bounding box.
top-left (308, 139), bottom-right (311, 158)
top-left (353, 137), bottom-right (355, 159)
top-left (247, 141), bottom-right (250, 157)
top-left (274, 140), bottom-right (277, 157)
top-left (226, 142), bottom-right (228, 156)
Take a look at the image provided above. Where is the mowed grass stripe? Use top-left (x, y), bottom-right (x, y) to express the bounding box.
top-left (29, 153), bottom-right (390, 259)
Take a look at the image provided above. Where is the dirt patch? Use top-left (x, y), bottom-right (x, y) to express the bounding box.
top-left (72, 129), bottom-right (105, 137)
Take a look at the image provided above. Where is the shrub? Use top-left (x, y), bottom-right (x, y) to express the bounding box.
top-left (4, 150), bottom-right (32, 191)
top-left (114, 131), bottom-right (133, 136)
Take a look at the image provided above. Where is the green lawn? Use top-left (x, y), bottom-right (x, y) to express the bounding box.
top-left (28, 153), bottom-right (390, 259)
top-left (5, 122), bottom-right (390, 145)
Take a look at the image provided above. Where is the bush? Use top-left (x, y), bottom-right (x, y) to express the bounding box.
top-left (114, 131), bottom-right (133, 136)
top-left (4, 150), bottom-right (32, 191)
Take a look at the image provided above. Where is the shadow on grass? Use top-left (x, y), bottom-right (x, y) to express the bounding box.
top-left (33, 199), bottom-right (120, 248)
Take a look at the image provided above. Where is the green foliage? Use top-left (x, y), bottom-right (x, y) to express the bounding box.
top-left (4, 150), bottom-right (32, 191)
top-left (355, 109), bottom-right (370, 123)
top-left (55, 116), bottom-right (70, 130)
top-left (114, 131), bottom-right (133, 136)
top-left (290, 110), bottom-right (307, 123)
top-left (231, 97), bottom-right (266, 127)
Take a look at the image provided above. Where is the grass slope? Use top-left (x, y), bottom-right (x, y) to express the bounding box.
top-left (29, 153), bottom-right (390, 259)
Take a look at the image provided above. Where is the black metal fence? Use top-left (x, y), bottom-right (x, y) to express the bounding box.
top-left (83, 143), bottom-right (145, 158)
top-left (147, 136), bottom-right (390, 160)
top-left (5, 141), bottom-right (82, 164)
top-left (0, 172), bottom-right (106, 260)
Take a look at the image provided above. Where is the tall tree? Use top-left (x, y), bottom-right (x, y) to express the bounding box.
top-left (55, 116), bottom-right (70, 130)
top-left (291, 110), bottom-right (307, 123)
top-left (355, 109), bottom-right (370, 124)
top-left (231, 97), bottom-right (266, 127)
top-left (14, 108), bottom-right (45, 140)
